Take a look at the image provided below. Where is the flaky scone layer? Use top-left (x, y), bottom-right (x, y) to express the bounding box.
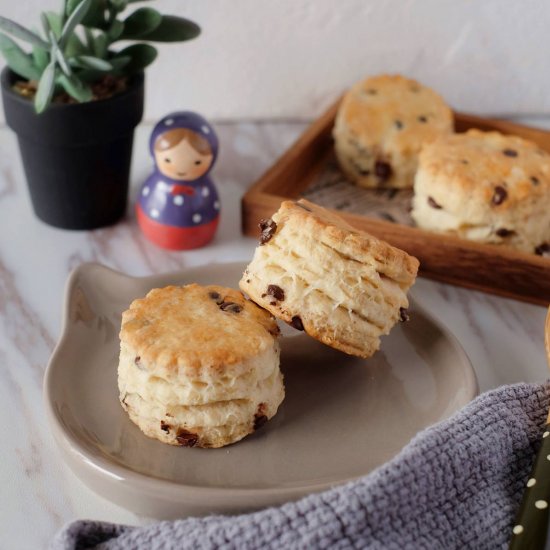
top-left (240, 200), bottom-right (419, 358)
top-left (118, 284), bottom-right (285, 448)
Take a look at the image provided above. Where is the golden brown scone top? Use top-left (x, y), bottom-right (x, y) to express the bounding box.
top-left (273, 200), bottom-right (419, 285)
top-left (419, 129), bottom-right (550, 211)
top-left (120, 284), bottom-right (279, 370)
top-left (337, 74), bottom-right (453, 147)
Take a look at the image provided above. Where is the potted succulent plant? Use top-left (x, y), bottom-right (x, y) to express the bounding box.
top-left (0, 0), bottom-right (199, 229)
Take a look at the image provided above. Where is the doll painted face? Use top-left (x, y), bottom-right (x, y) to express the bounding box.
top-left (154, 128), bottom-right (214, 181)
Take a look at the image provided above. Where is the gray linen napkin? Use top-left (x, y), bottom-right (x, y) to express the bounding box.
top-left (52, 382), bottom-right (549, 550)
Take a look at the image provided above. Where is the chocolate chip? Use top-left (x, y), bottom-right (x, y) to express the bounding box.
top-left (535, 243), bottom-right (550, 256)
top-left (219, 301), bottom-right (242, 313)
top-left (259, 218), bottom-right (277, 245)
top-left (160, 421), bottom-right (171, 433)
top-left (208, 291), bottom-right (221, 302)
top-left (410, 85), bottom-right (420, 93)
top-left (496, 228), bottom-right (515, 237)
top-left (394, 120), bottom-right (403, 130)
top-left (492, 186), bottom-right (508, 205)
top-left (176, 429), bottom-right (198, 447)
top-left (359, 168), bottom-right (370, 176)
top-left (295, 202), bottom-right (313, 212)
top-left (267, 284), bottom-right (285, 301)
top-left (502, 149), bottom-right (518, 157)
top-left (290, 316), bottom-right (304, 331)
top-left (374, 160), bottom-right (392, 182)
top-left (134, 356), bottom-right (146, 371)
top-left (461, 159), bottom-right (469, 165)
top-left (418, 115), bottom-right (427, 123)
top-left (427, 196), bottom-right (442, 209)
top-left (366, 88), bottom-right (377, 95)
top-left (399, 307), bottom-right (410, 322)
top-left (531, 176), bottom-right (540, 185)
top-left (254, 414), bottom-right (268, 431)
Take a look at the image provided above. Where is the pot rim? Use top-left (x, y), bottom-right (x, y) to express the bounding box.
top-left (0, 66), bottom-right (144, 113)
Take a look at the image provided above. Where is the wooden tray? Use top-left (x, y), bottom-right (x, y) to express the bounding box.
top-left (241, 100), bottom-right (550, 306)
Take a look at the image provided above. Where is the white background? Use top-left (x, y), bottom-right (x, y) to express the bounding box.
top-left (1, 0), bottom-right (550, 123)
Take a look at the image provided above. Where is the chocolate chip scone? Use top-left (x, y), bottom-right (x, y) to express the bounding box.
top-left (411, 129), bottom-right (550, 255)
top-left (240, 200), bottom-right (419, 358)
top-left (118, 284), bottom-right (284, 448)
top-left (333, 74), bottom-right (453, 189)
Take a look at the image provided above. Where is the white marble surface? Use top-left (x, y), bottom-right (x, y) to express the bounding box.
top-left (0, 119), bottom-right (549, 549)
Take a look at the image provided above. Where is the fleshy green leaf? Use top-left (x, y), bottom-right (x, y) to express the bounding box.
top-left (75, 68), bottom-right (102, 83)
top-left (135, 15), bottom-right (200, 42)
top-left (57, 73), bottom-right (92, 102)
top-left (92, 31), bottom-right (108, 57)
top-left (49, 31), bottom-right (72, 76)
top-left (0, 15), bottom-right (50, 49)
top-left (34, 61), bottom-right (56, 113)
top-left (32, 45), bottom-right (49, 72)
top-left (84, 0), bottom-right (109, 28)
top-left (43, 12), bottom-right (62, 39)
top-left (120, 8), bottom-right (161, 39)
top-left (0, 33), bottom-right (41, 80)
top-left (64, 33), bottom-right (87, 57)
top-left (66, 0), bottom-right (82, 16)
top-left (107, 20), bottom-right (124, 41)
top-left (113, 43), bottom-right (156, 73)
top-left (109, 0), bottom-right (128, 12)
top-left (73, 55), bottom-right (112, 71)
top-left (60, 0), bottom-right (92, 48)
top-left (67, 0), bottom-right (107, 28)
top-left (107, 54), bottom-right (130, 71)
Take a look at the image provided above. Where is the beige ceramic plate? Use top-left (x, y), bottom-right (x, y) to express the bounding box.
top-left (44, 262), bottom-right (477, 519)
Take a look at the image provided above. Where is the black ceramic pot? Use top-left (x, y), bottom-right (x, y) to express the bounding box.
top-left (1, 68), bottom-right (144, 229)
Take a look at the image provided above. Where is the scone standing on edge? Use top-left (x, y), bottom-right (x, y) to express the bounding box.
top-left (118, 284), bottom-right (284, 449)
top-left (411, 129), bottom-right (550, 256)
top-left (333, 74), bottom-right (453, 189)
top-left (239, 200), bottom-right (419, 359)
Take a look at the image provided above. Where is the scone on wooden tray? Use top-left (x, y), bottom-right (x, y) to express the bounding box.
top-left (333, 74), bottom-right (453, 189)
top-left (239, 199), bottom-right (419, 359)
top-left (411, 129), bottom-right (550, 255)
top-left (118, 284), bottom-right (284, 448)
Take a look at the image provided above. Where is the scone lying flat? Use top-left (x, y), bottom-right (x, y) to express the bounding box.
top-left (239, 200), bottom-right (419, 358)
top-left (333, 74), bottom-right (453, 189)
top-left (118, 284), bottom-right (284, 448)
top-left (411, 129), bottom-right (550, 255)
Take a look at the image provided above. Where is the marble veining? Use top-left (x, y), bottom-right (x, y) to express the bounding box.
top-left (0, 120), bottom-right (548, 549)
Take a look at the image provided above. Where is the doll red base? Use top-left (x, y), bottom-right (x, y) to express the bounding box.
top-left (136, 204), bottom-right (219, 250)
